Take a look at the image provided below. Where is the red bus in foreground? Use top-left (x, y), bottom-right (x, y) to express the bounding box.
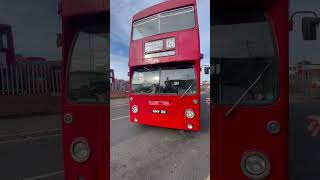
top-left (211, 0), bottom-right (289, 179)
top-left (211, 1), bottom-right (320, 179)
top-left (129, 0), bottom-right (202, 131)
top-left (60, 0), bottom-right (110, 179)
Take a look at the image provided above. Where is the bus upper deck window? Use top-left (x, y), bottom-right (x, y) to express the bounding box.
top-left (212, 12), bottom-right (278, 105)
top-left (67, 23), bottom-right (109, 104)
top-left (132, 6), bottom-right (195, 40)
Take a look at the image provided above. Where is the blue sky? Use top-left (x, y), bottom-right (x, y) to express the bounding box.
top-left (0, 0), bottom-right (61, 61)
top-left (110, 0), bottom-right (210, 81)
top-left (289, 0), bottom-right (320, 65)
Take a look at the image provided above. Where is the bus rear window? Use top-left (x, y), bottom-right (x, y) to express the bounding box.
top-left (131, 64), bottom-right (196, 95)
top-left (132, 6), bottom-right (195, 40)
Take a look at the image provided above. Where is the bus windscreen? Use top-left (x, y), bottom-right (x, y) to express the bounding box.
top-left (131, 64), bottom-right (196, 95)
top-left (67, 23), bottom-right (109, 103)
top-left (132, 6), bottom-right (195, 40)
top-left (212, 12), bottom-right (278, 105)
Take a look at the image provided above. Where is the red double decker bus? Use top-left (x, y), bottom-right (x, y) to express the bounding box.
top-left (211, 0), bottom-right (288, 179)
top-left (128, 0), bottom-right (202, 131)
top-left (60, 0), bottom-right (110, 179)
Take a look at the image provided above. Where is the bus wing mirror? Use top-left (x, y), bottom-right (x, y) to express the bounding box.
top-left (204, 67), bottom-right (210, 74)
top-left (302, 17), bottom-right (320, 40)
top-left (200, 53), bottom-right (204, 60)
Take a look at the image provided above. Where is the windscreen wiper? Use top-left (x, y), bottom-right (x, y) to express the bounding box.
top-left (225, 63), bottom-right (271, 117)
top-left (180, 84), bottom-right (193, 99)
top-left (144, 67), bottom-right (151, 71)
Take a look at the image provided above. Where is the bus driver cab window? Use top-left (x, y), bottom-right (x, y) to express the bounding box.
top-left (212, 12), bottom-right (278, 106)
top-left (67, 23), bottom-right (109, 103)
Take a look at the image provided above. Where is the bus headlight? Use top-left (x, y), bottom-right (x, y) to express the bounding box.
top-left (185, 109), bottom-right (195, 119)
top-left (241, 151), bottom-right (271, 179)
top-left (70, 138), bottom-right (90, 163)
top-left (132, 105), bottom-right (138, 113)
top-left (187, 123), bottom-right (193, 129)
top-left (134, 118), bottom-right (138, 123)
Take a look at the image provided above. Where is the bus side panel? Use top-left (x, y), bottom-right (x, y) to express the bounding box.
top-left (211, 0), bottom-right (288, 179)
top-left (61, 0), bottom-right (106, 16)
top-left (267, 0), bottom-right (289, 178)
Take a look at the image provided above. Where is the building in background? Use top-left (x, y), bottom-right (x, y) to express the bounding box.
top-left (289, 61), bottom-right (320, 97)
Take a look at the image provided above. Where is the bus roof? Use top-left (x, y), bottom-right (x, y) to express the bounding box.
top-left (133, 0), bottom-right (196, 22)
top-left (59, 0), bottom-right (109, 16)
top-left (213, 0), bottom-right (276, 10)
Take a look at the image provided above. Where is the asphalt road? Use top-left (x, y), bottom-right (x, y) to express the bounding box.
top-left (0, 95), bottom-right (319, 180)
top-left (0, 132), bottom-right (63, 180)
top-left (289, 99), bottom-right (320, 180)
top-left (110, 93), bottom-right (210, 180)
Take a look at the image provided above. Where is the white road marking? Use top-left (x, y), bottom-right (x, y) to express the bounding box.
top-left (0, 133), bottom-right (60, 144)
top-left (111, 103), bottom-right (129, 107)
top-left (23, 170), bottom-right (64, 180)
top-left (0, 128), bottom-right (60, 138)
top-left (112, 115), bottom-right (129, 121)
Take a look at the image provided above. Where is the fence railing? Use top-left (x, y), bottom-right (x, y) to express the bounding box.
top-left (0, 61), bottom-right (61, 96)
top-left (1, 61), bottom-right (128, 97)
top-left (111, 80), bottom-right (129, 93)
top-left (290, 74), bottom-right (320, 97)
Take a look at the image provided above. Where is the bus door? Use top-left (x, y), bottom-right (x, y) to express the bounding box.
top-left (61, 15), bottom-right (110, 179)
top-left (211, 5), bottom-right (288, 180)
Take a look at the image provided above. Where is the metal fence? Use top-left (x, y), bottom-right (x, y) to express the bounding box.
top-left (290, 74), bottom-right (320, 97)
top-left (111, 80), bottom-right (129, 93)
top-left (1, 61), bottom-right (128, 97)
top-left (0, 61), bottom-right (61, 96)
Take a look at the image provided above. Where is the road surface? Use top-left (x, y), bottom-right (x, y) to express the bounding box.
top-left (110, 93), bottom-right (210, 180)
top-left (0, 95), bottom-right (319, 180)
top-left (0, 115), bottom-right (63, 180)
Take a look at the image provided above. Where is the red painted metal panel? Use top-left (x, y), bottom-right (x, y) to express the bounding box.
top-left (129, 60), bottom-right (201, 131)
top-left (129, 30), bottom-right (200, 67)
top-left (211, 0), bottom-right (288, 179)
top-left (60, 0), bottom-right (109, 16)
top-left (130, 94), bottom-right (201, 131)
top-left (60, 2), bottom-right (110, 179)
top-left (214, 0), bottom-right (275, 10)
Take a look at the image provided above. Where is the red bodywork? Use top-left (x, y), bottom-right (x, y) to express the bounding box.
top-left (60, 0), bottom-right (109, 179)
top-left (129, 0), bottom-right (201, 131)
top-left (0, 24), bottom-right (47, 65)
top-left (0, 24), bottom-right (15, 65)
top-left (211, 0), bottom-right (288, 179)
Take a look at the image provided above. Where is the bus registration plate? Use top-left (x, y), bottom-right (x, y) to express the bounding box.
top-left (152, 110), bottom-right (167, 114)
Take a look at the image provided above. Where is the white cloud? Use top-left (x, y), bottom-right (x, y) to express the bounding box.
top-left (110, 54), bottom-right (129, 80)
top-left (110, 0), bottom-right (163, 47)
